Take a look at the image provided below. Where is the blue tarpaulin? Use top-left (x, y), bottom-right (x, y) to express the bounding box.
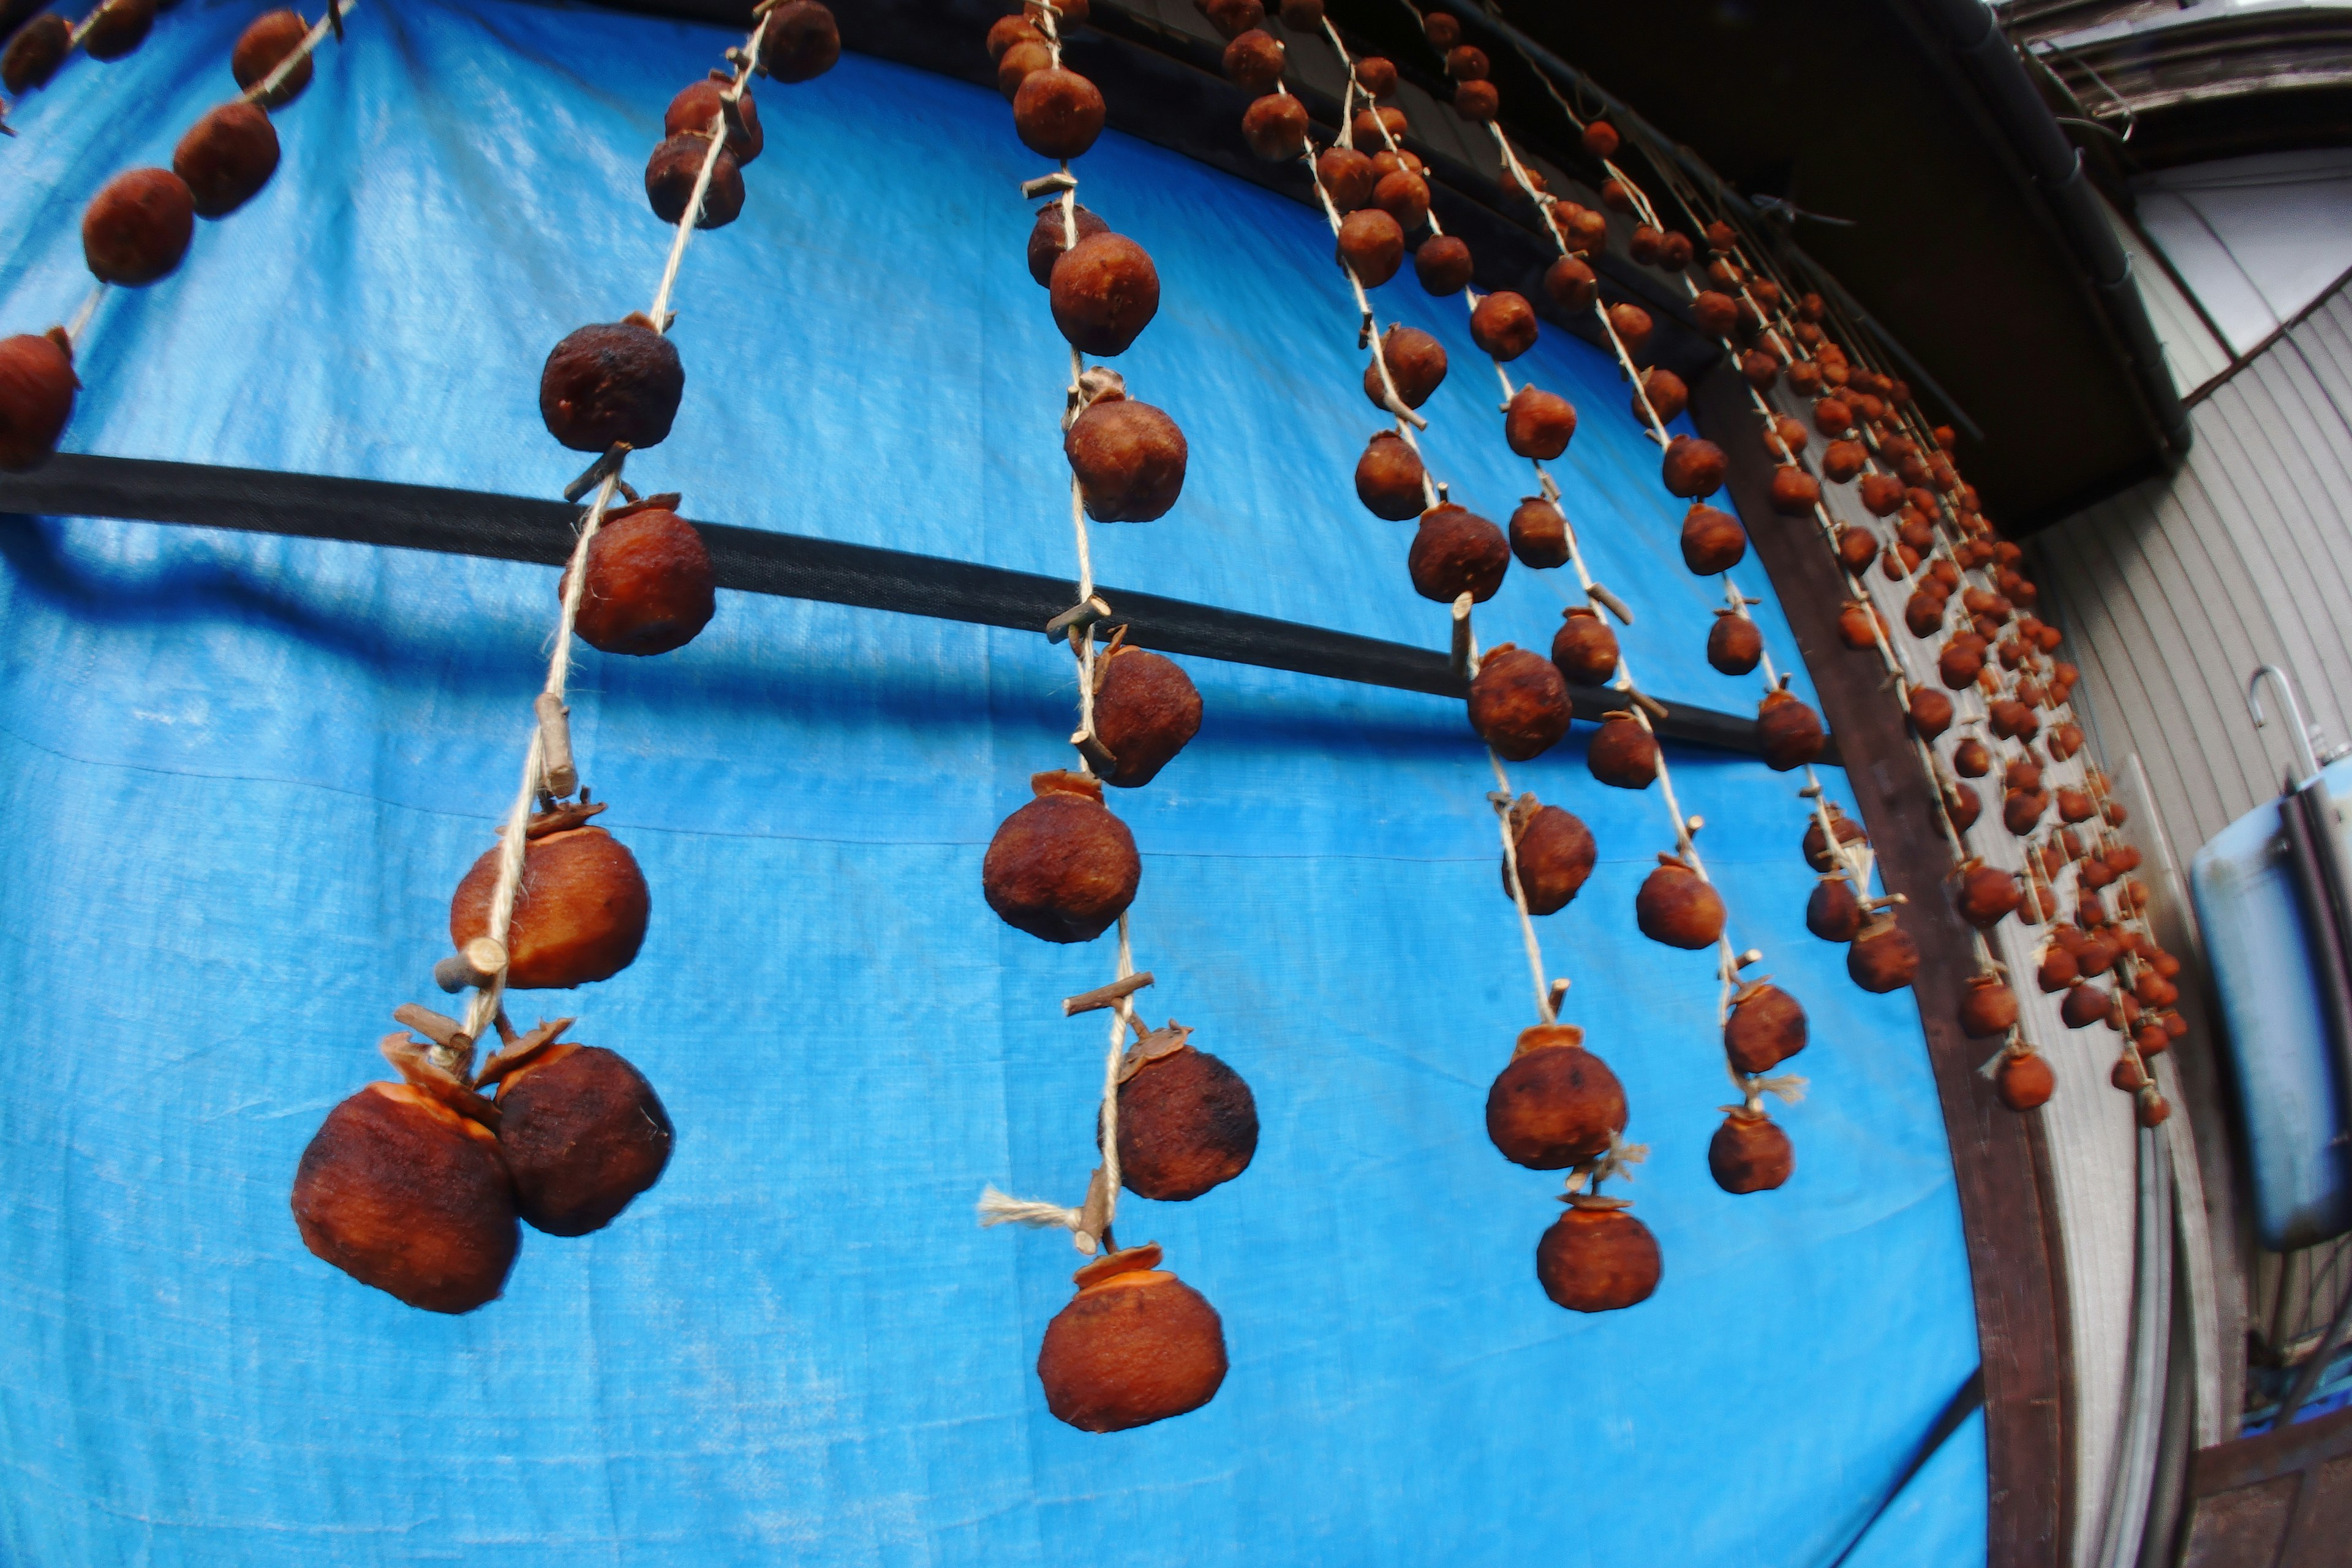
top-left (0, 1), bottom-right (1984, 1561)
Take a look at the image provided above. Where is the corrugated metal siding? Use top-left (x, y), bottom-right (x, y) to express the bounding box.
top-left (2101, 195), bottom-right (2234, 396)
top-left (2034, 277), bottom-right (2352, 855)
top-left (2031, 273), bottom-right (2352, 1455)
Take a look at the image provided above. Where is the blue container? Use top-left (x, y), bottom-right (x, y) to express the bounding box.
top-left (2192, 760), bottom-right (2352, 1248)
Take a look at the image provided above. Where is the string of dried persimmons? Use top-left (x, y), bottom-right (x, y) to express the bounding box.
top-left (287, 1), bottom-right (843, 1315)
top-left (1211, 0), bottom-right (1663, 1321)
top-left (1, 0), bottom-right (173, 126)
top-left (1385, 5), bottom-right (1826, 1202)
top-left (1475, 29), bottom-right (2189, 1125)
top-left (973, 0), bottom-right (1242, 1436)
top-left (0, 5), bottom-right (351, 472)
top-left (1659, 205), bottom-right (2184, 1124)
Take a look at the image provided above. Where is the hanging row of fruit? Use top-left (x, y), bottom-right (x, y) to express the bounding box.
top-left (287, 0), bottom-right (843, 1314)
top-left (1450, 19), bottom-right (2192, 1126)
top-left (1200, 0), bottom-right (1858, 1322)
top-left (1390, 7), bottom-right (1845, 1206)
top-left (979, 0), bottom-right (1242, 1436)
top-left (1, 0), bottom-right (172, 122)
top-left (0, 5), bottom-right (341, 472)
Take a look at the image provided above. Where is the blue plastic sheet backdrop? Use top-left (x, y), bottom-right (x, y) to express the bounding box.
top-left (0, 1), bottom-right (1985, 1562)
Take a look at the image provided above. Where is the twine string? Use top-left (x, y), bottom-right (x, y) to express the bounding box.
top-left (457, 10), bottom-right (767, 1044)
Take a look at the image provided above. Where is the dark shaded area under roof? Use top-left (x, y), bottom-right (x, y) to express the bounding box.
top-left (600, 0), bottom-right (2205, 529)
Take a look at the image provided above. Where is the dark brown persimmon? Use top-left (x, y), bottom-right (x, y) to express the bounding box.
top-left (1027, 202), bottom-right (1109, 286)
top-left (1807, 874), bottom-right (1861, 941)
top-left (1066, 394), bottom-right (1187, 522)
top-left (1447, 70), bottom-right (1497, 119)
top-left (0, 332), bottom-right (77, 473)
top-left (1017, 66), bottom-right (1107, 160)
top-left (1724, 981), bottom-right (1806, 1074)
top-left (1847, 913), bottom-right (1920, 993)
top-left (644, 132), bottom-right (744, 228)
top-left (1336, 206), bottom-right (1404, 287)
top-left (1351, 104), bottom-right (1407, 143)
top-left (1468, 643), bottom-right (1569, 761)
top-left (1958, 974), bottom-right (2019, 1039)
top-left (666, 78), bottom-right (763, 164)
top-left (1708, 609), bottom-right (1761, 676)
top-left (759, 0), bottom-right (840, 81)
top-left (1709, 1110), bottom-right (1793, 1193)
top-left (1201, 0), bottom-right (1263, 39)
top-left (540, 320), bottom-right (684, 452)
top-left (1679, 503), bottom-right (1746, 575)
top-left (997, 38), bottom-right (1052, 99)
top-left (1607, 303), bottom-right (1653, 356)
top-left (1050, 233), bottom-right (1159, 356)
top-left (1408, 503), bottom-right (1507, 603)
top-left (1637, 367), bottom-right (1689, 424)
top-left (1470, 290), bottom-right (1538, 361)
top-left (1092, 646), bottom-right (1201, 788)
top-left (1487, 1026), bottom-right (1625, 1169)
top-left (1909, 687), bottom-right (1954, 739)
top-left (1413, 233), bottom-right (1474, 295)
top-left (1544, 255), bottom-right (1597, 312)
top-left (451, 821), bottom-right (651, 989)
top-left (1221, 28), bottom-right (1285, 91)
top-left (1364, 324), bottom-right (1446, 410)
top-left (1951, 862), bottom-right (2021, 929)
top-left (1770, 467), bottom-right (1821, 516)
top-left (496, 1042), bottom-right (673, 1235)
top-left (1661, 436), bottom-right (1727, 499)
top-left (1355, 430), bottom-right (1426, 520)
top-left (1, 15), bottom-right (69, 96)
top-left (1504, 384), bottom-right (1575, 459)
top-left (1586, 710), bottom-right (1658, 790)
top-left (981, 771), bottom-right (1139, 943)
top-left (1039, 1245), bottom-right (1227, 1431)
top-left (562, 503), bottom-right (715, 656)
top-left (1242, 91), bottom-right (1309, 159)
top-left (82, 0), bottom-right (154, 62)
top-left (1317, 146), bottom-right (1377, 212)
top-left (1536, 1202), bottom-right (1659, 1313)
top-left (1691, 291), bottom-right (1740, 337)
top-left (291, 1082), bottom-right (517, 1313)
top-left (1996, 1050), bottom-right (2055, 1110)
top-left (1551, 605), bottom-right (1618, 685)
top-left (1508, 497), bottom-right (1568, 569)
top-left (1756, 689), bottom-right (1825, 772)
top-left (1638, 854), bottom-right (1724, 949)
top-left (81, 168), bottom-right (194, 287)
top-left (173, 101), bottom-right (281, 220)
top-left (232, 9), bottom-right (312, 108)
top-left (1117, 1041), bottom-right (1257, 1200)
top-left (1802, 807), bottom-right (1866, 872)
top-left (1507, 804), bottom-right (1595, 914)
top-left (1350, 50), bottom-right (1392, 95)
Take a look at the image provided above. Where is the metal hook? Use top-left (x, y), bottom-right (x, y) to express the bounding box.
top-left (2249, 664), bottom-right (2323, 788)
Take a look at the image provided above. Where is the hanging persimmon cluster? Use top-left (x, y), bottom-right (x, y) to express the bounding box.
top-left (1357, 6), bottom-right (1820, 1198)
top-left (1, 0), bottom-right (172, 119)
top-left (978, 0), bottom-right (1243, 1437)
top-left (1213, 2), bottom-right (1664, 1317)
top-left (287, 2), bottom-right (839, 1315)
top-left (1529, 75), bottom-right (2192, 1123)
top-left (0, 6), bottom-right (349, 473)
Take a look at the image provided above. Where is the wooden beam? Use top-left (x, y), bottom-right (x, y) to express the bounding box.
top-left (1695, 365), bottom-right (2070, 1568)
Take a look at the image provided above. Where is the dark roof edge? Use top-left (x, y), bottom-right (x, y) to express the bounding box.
top-left (1910, 0), bottom-right (2193, 470)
